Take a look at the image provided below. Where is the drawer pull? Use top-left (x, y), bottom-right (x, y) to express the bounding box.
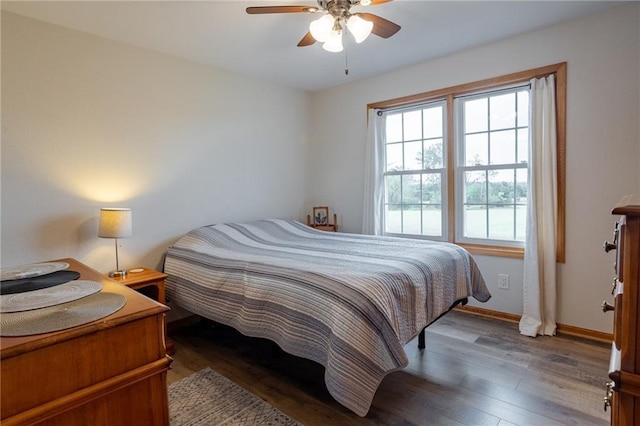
top-left (601, 301), bottom-right (615, 312)
top-left (604, 381), bottom-right (614, 411)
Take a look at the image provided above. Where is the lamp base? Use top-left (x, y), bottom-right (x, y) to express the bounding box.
top-left (108, 269), bottom-right (127, 279)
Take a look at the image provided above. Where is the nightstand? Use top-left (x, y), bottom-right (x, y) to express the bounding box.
top-left (109, 268), bottom-right (174, 355)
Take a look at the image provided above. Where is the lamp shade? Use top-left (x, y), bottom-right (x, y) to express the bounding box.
top-left (98, 208), bottom-right (132, 239)
top-left (309, 14), bottom-right (335, 43)
top-left (347, 14), bottom-right (373, 43)
top-left (323, 29), bottom-right (344, 52)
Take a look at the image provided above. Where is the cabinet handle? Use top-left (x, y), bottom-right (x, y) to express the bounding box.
top-left (603, 241), bottom-right (617, 253)
top-left (601, 301), bottom-right (615, 312)
top-left (604, 381), bottom-right (614, 411)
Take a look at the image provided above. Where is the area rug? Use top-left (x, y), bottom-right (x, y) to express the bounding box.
top-left (168, 367), bottom-right (302, 425)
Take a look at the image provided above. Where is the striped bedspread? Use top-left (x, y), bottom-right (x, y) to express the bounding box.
top-left (164, 219), bottom-right (490, 416)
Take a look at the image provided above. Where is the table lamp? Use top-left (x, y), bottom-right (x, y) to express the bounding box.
top-left (98, 207), bottom-right (132, 278)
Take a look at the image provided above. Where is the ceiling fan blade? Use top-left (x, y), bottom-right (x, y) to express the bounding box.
top-left (246, 6), bottom-right (316, 14)
top-left (297, 32), bottom-right (317, 47)
top-left (358, 12), bottom-right (401, 38)
top-left (368, 0), bottom-right (394, 5)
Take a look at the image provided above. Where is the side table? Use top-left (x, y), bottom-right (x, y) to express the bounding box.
top-left (108, 268), bottom-right (174, 355)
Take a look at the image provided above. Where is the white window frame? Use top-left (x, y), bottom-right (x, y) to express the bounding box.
top-left (454, 85), bottom-right (530, 248)
top-left (382, 101), bottom-right (449, 241)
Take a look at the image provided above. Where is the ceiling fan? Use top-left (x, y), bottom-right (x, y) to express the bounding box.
top-left (246, 0), bottom-right (401, 53)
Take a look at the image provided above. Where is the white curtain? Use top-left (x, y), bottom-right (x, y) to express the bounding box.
top-left (520, 74), bottom-right (558, 337)
top-left (362, 109), bottom-right (386, 235)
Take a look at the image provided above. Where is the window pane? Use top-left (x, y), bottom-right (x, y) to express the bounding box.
top-left (516, 168), bottom-right (528, 204)
top-left (422, 205), bottom-right (442, 236)
top-left (385, 175), bottom-right (401, 204)
top-left (516, 204), bottom-right (526, 241)
top-left (488, 205), bottom-right (515, 240)
top-left (386, 113), bottom-right (403, 143)
top-left (464, 205), bottom-right (487, 238)
top-left (424, 138), bottom-right (443, 169)
top-left (423, 106), bottom-right (443, 138)
top-left (402, 174), bottom-right (421, 205)
top-left (386, 143), bottom-right (403, 171)
top-left (488, 169), bottom-right (514, 204)
top-left (404, 141), bottom-right (422, 171)
top-left (464, 98), bottom-right (488, 133)
top-left (490, 130), bottom-right (516, 165)
top-left (403, 209), bottom-right (421, 235)
top-left (403, 110), bottom-right (422, 141)
top-left (517, 90), bottom-right (530, 127)
top-left (385, 205), bottom-right (401, 233)
top-left (422, 173), bottom-right (441, 204)
top-left (490, 93), bottom-right (515, 130)
top-left (464, 171), bottom-right (487, 205)
top-left (517, 128), bottom-right (529, 164)
top-left (515, 168), bottom-right (527, 241)
top-left (465, 133), bottom-right (488, 166)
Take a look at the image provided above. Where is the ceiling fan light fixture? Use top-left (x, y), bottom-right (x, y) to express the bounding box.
top-left (347, 14), bottom-right (373, 43)
top-left (309, 13), bottom-right (335, 43)
top-left (247, 1), bottom-right (401, 52)
top-left (322, 29), bottom-right (344, 52)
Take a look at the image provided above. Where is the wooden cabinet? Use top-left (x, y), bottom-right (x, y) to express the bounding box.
top-left (0, 258), bottom-right (171, 426)
top-left (606, 196), bottom-right (640, 425)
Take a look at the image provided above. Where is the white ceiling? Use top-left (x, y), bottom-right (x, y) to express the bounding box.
top-left (1, 0), bottom-right (624, 92)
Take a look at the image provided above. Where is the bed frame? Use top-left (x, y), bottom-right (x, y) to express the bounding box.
top-left (417, 297), bottom-right (468, 349)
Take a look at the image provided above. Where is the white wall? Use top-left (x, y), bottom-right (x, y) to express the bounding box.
top-left (1, 12), bottom-right (311, 273)
top-left (308, 4), bottom-right (640, 333)
top-left (2, 5), bottom-right (639, 334)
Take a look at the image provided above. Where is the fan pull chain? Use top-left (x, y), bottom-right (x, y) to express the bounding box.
top-left (344, 46), bottom-right (349, 75)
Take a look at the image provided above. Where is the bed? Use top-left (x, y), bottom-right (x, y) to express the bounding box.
top-left (163, 218), bottom-right (491, 416)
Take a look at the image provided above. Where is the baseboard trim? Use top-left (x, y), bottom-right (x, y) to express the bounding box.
top-left (555, 323), bottom-right (612, 343)
top-left (455, 305), bottom-right (520, 323)
top-left (455, 305), bottom-right (612, 343)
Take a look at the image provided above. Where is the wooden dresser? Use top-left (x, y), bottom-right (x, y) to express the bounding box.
top-left (0, 258), bottom-right (171, 426)
top-left (605, 196), bottom-right (640, 424)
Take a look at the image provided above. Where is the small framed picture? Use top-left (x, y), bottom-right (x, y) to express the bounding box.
top-left (313, 206), bottom-right (329, 226)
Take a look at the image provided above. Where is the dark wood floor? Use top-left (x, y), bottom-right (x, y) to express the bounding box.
top-left (167, 310), bottom-right (611, 425)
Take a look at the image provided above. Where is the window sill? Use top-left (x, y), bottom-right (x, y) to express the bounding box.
top-left (459, 243), bottom-right (524, 259)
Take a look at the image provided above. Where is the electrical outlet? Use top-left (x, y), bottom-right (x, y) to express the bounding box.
top-left (498, 274), bottom-right (510, 290)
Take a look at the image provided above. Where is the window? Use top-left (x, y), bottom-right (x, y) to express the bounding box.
top-left (384, 102), bottom-right (446, 238)
top-left (371, 63), bottom-right (566, 260)
top-left (456, 87), bottom-right (529, 245)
